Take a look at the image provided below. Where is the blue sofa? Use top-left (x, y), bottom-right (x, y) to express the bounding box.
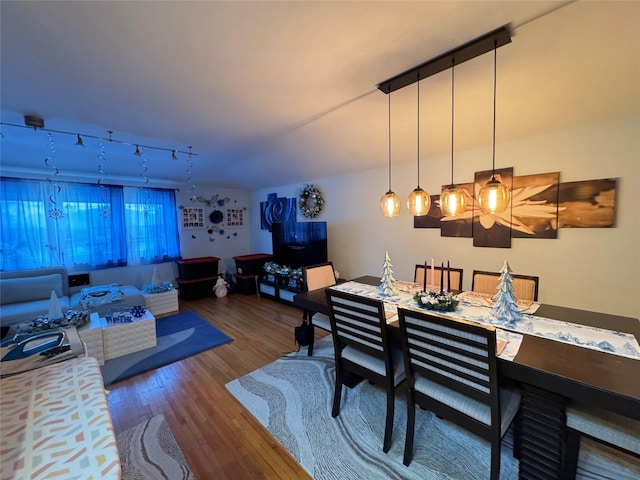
top-left (0, 267), bottom-right (146, 328)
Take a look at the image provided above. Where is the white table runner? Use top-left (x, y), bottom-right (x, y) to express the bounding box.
top-left (332, 281), bottom-right (640, 361)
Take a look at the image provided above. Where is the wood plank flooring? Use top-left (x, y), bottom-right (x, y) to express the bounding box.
top-left (107, 292), bottom-right (327, 479)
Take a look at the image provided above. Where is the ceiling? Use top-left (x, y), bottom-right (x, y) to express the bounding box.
top-left (1, 1), bottom-right (639, 191)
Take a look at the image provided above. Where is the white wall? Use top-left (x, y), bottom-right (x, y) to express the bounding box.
top-left (250, 116), bottom-right (640, 319)
top-left (174, 186), bottom-right (252, 274)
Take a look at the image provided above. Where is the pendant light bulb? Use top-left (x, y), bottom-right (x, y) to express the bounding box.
top-left (381, 90), bottom-right (400, 217)
top-left (408, 73), bottom-right (431, 216)
top-left (478, 41), bottom-right (510, 215)
top-left (380, 190), bottom-right (401, 217)
top-left (440, 59), bottom-right (466, 218)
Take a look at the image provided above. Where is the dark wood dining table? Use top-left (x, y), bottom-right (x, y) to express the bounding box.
top-left (293, 275), bottom-right (640, 480)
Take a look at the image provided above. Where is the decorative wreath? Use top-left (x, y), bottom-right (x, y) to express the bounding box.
top-left (298, 184), bottom-right (325, 218)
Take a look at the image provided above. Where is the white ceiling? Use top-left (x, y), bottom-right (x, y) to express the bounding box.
top-left (1, 1), bottom-right (639, 190)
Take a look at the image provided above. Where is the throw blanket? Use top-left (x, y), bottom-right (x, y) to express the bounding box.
top-left (79, 284), bottom-right (125, 309)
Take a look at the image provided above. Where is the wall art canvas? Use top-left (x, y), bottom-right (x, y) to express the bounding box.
top-left (473, 167), bottom-right (513, 248)
top-left (511, 172), bottom-right (560, 239)
top-left (440, 183), bottom-right (475, 238)
top-left (557, 178), bottom-right (617, 228)
top-left (182, 207), bottom-right (205, 229)
top-left (260, 193), bottom-right (297, 232)
top-left (413, 194), bottom-right (443, 229)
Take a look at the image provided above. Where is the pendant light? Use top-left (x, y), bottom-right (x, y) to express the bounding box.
top-left (407, 73), bottom-right (431, 216)
top-left (478, 41), bottom-right (510, 214)
top-left (380, 92), bottom-right (401, 217)
top-left (440, 59), bottom-right (467, 217)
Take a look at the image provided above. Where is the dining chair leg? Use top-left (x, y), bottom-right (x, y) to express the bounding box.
top-left (561, 428), bottom-right (581, 479)
top-left (383, 385), bottom-right (394, 453)
top-left (332, 367), bottom-right (344, 418)
top-left (490, 436), bottom-right (501, 480)
top-left (403, 391), bottom-right (416, 466)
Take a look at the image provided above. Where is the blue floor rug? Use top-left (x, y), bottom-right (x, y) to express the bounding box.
top-left (101, 311), bottom-right (232, 386)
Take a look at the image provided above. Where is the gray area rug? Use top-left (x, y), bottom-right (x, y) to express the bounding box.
top-left (116, 414), bottom-right (195, 480)
top-left (226, 337), bottom-right (640, 480)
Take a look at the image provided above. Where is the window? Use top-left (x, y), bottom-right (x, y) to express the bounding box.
top-left (0, 178), bottom-right (180, 271)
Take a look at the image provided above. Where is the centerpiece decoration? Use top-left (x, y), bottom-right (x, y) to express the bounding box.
top-left (414, 289), bottom-right (459, 312)
top-left (379, 251), bottom-right (399, 297)
top-left (491, 260), bottom-right (522, 324)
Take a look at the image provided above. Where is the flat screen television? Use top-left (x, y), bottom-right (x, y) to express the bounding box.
top-left (272, 221), bottom-right (328, 268)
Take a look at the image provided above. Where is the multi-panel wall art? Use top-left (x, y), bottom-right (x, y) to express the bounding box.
top-left (414, 168), bottom-right (617, 248)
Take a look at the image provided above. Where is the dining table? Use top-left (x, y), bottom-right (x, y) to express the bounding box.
top-left (293, 275), bottom-right (640, 480)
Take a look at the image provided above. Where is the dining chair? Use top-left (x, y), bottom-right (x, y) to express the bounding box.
top-left (302, 262), bottom-right (337, 333)
top-left (414, 264), bottom-right (464, 291)
top-left (562, 405), bottom-right (640, 479)
top-left (472, 270), bottom-right (539, 301)
top-left (397, 307), bottom-right (521, 479)
top-left (325, 289), bottom-right (405, 453)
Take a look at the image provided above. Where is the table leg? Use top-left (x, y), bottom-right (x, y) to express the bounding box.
top-left (305, 310), bottom-right (315, 356)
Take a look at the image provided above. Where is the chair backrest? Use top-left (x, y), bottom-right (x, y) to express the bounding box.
top-left (303, 262), bottom-right (336, 292)
top-left (325, 288), bottom-right (392, 368)
top-left (397, 307), bottom-right (500, 427)
top-left (472, 270), bottom-right (539, 301)
top-left (414, 264), bottom-right (463, 292)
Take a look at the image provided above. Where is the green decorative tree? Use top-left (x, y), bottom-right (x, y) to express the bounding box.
top-left (379, 251), bottom-right (399, 297)
top-left (491, 260), bottom-right (522, 324)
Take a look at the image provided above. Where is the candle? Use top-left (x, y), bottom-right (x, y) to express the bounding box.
top-left (423, 261), bottom-right (427, 292)
top-left (440, 262), bottom-right (444, 294)
top-left (430, 258), bottom-right (435, 288)
top-left (447, 260), bottom-right (451, 292)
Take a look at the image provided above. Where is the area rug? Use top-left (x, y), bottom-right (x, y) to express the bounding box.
top-left (116, 414), bottom-right (195, 480)
top-left (101, 311), bottom-right (232, 385)
top-left (226, 337), bottom-right (639, 480)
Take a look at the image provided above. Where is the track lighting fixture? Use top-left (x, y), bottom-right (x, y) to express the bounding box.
top-left (0, 116), bottom-right (198, 160)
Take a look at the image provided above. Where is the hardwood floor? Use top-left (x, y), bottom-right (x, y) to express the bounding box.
top-left (107, 291), bottom-right (326, 479)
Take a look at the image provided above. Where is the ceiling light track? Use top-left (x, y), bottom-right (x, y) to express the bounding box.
top-left (377, 25), bottom-right (512, 94)
top-left (1, 116), bottom-right (198, 158)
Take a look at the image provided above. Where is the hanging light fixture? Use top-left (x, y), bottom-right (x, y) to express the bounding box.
top-left (478, 41), bottom-right (510, 214)
top-left (380, 92), bottom-right (401, 217)
top-left (440, 59), bottom-right (467, 217)
top-left (407, 73), bottom-right (431, 216)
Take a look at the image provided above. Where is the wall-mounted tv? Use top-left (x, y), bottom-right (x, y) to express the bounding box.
top-left (272, 221), bottom-right (328, 268)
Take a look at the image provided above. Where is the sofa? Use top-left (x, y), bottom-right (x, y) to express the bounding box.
top-left (0, 266), bottom-right (147, 329)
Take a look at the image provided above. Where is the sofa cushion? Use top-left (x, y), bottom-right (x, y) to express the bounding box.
top-left (1, 274), bottom-right (64, 304)
top-left (0, 296), bottom-right (71, 327)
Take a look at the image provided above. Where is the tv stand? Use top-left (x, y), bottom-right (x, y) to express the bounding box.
top-left (257, 273), bottom-right (303, 305)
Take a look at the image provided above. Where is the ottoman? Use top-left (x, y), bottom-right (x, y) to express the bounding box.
top-left (143, 289), bottom-right (179, 316)
top-left (78, 313), bottom-right (105, 365)
top-left (100, 310), bottom-right (157, 361)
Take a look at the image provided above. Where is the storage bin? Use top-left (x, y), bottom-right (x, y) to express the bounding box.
top-left (233, 254), bottom-right (273, 276)
top-left (177, 276), bottom-right (217, 300)
top-left (235, 274), bottom-right (257, 295)
top-left (176, 257), bottom-right (220, 280)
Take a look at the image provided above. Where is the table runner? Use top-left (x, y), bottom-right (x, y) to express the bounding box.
top-left (331, 281), bottom-right (640, 361)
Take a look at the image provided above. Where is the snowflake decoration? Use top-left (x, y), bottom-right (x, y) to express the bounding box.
top-left (48, 207), bottom-right (64, 220)
top-left (99, 208), bottom-right (111, 218)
